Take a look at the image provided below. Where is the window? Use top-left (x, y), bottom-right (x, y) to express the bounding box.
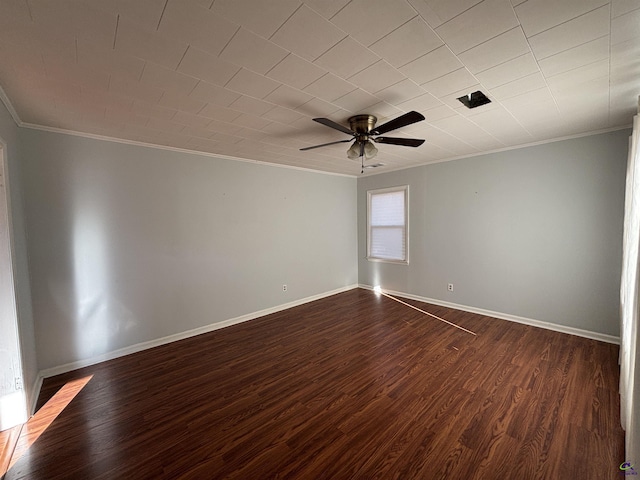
top-left (367, 186), bottom-right (408, 263)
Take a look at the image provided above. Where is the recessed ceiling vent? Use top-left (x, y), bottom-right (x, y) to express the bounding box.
top-left (363, 163), bottom-right (385, 169)
top-left (457, 90), bottom-right (491, 109)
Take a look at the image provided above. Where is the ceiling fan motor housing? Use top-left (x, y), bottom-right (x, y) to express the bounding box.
top-left (349, 115), bottom-right (377, 135)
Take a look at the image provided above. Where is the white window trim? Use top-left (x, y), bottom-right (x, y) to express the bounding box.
top-left (367, 185), bottom-right (409, 265)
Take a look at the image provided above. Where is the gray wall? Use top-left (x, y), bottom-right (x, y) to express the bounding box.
top-left (20, 129), bottom-right (357, 370)
top-left (0, 99), bottom-right (38, 411)
top-left (358, 130), bottom-right (629, 337)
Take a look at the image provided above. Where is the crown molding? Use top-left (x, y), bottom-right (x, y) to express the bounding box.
top-left (0, 85), bottom-right (23, 127)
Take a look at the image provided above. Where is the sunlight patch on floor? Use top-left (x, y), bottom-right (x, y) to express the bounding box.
top-left (3, 375), bottom-right (93, 475)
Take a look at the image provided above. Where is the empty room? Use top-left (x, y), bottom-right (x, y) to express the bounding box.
top-left (0, 0), bottom-right (639, 478)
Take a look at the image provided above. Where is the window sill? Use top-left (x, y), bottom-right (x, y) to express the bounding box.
top-left (366, 257), bottom-right (409, 265)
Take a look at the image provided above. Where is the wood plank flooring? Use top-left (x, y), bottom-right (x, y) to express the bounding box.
top-left (4, 289), bottom-right (624, 479)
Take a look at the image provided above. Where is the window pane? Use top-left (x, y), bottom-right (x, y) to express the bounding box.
top-left (370, 191), bottom-right (405, 226)
top-left (370, 227), bottom-right (405, 260)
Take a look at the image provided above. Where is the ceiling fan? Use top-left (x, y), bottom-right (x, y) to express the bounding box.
top-left (299, 111), bottom-right (426, 163)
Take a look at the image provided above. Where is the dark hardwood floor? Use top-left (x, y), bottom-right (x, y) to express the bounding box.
top-left (4, 288), bottom-right (624, 479)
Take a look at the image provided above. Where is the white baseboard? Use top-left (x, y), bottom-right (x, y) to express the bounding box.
top-left (29, 374), bottom-right (44, 415)
top-left (38, 284), bottom-right (359, 379)
top-left (359, 284), bottom-right (620, 345)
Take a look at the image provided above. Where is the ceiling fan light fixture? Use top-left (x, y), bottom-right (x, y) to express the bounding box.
top-left (364, 140), bottom-right (378, 159)
top-left (347, 141), bottom-right (361, 159)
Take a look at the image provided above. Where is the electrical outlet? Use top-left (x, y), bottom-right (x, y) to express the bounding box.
top-left (283, 284), bottom-right (287, 292)
top-left (447, 283), bottom-right (454, 292)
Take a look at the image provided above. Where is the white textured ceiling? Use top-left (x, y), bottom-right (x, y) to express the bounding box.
top-left (0, 0), bottom-right (638, 176)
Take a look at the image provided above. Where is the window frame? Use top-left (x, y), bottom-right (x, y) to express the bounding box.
top-left (366, 185), bottom-right (409, 265)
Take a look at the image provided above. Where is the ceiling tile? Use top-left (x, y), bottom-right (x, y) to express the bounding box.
top-left (435, 0), bottom-right (519, 54)
top-left (611, 7), bottom-right (640, 44)
top-left (527, 6), bottom-right (610, 60)
top-left (211, 0), bottom-right (301, 38)
top-left (157, 0), bottom-right (238, 57)
top-left (158, 92), bottom-right (208, 114)
top-left (42, 56), bottom-right (111, 92)
top-left (188, 81), bottom-right (241, 107)
top-left (199, 103), bottom-right (244, 122)
top-left (108, 76), bottom-right (164, 103)
top-left (347, 60), bottom-right (406, 94)
top-left (538, 36), bottom-right (609, 77)
top-left (115, 17), bottom-right (188, 70)
top-left (226, 69), bottom-right (282, 98)
top-left (458, 27), bottom-right (530, 73)
top-left (303, 0), bottom-right (350, 19)
top-left (314, 37), bottom-right (380, 78)
top-left (366, 102), bottom-right (404, 121)
top-left (499, 86), bottom-right (556, 109)
top-left (554, 76), bottom-right (609, 110)
top-left (304, 73), bottom-right (357, 102)
top-left (104, 107), bottom-right (150, 127)
top-left (399, 45), bottom-right (463, 85)
top-left (408, 0), bottom-right (484, 28)
top-left (475, 53), bottom-right (540, 89)
top-left (265, 84), bottom-right (314, 108)
top-left (140, 62), bottom-right (199, 95)
top-left (612, 0), bottom-right (640, 17)
top-left (332, 89), bottom-right (380, 113)
top-left (79, 88), bottom-right (135, 112)
top-left (228, 95), bottom-right (276, 116)
top-left (546, 59), bottom-right (610, 94)
top-left (131, 100), bottom-right (178, 120)
top-left (369, 17), bottom-right (443, 68)
top-left (29, 0), bottom-right (117, 52)
top-left (419, 124), bottom-right (479, 155)
top-left (421, 104), bottom-right (458, 122)
top-left (261, 105), bottom-right (306, 124)
top-left (219, 28), bottom-right (288, 75)
top-left (146, 116), bottom-right (186, 134)
top-left (375, 78), bottom-right (427, 104)
top-left (611, 36), bottom-right (640, 67)
top-left (507, 98), bottom-right (561, 132)
top-left (294, 97), bottom-right (342, 117)
top-left (422, 68), bottom-right (478, 98)
top-left (270, 5), bottom-right (345, 61)
top-left (266, 54), bottom-right (327, 90)
top-left (465, 106), bottom-right (533, 144)
top-left (432, 114), bottom-right (504, 150)
top-left (330, 0), bottom-right (417, 46)
top-left (77, 41), bottom-right (145, 82)
top-left (177, 47), bottom-right (241, 86)
top-left (203, 119), bottom-right (244, 136)
top-left (515, 0), bottom-right (609, 37)
top-left (488, 71), bottom-right (547, 100)
top-left (0, 0), bottom-right (39, 50)
top-left (396, 92), bottom-right (442, 112)
top-left (171, 110), bottom-right (213, 128)
top-left (86, 0), bottom-right (167, 31)
top-left (232, 113), bottom-right (273, 130)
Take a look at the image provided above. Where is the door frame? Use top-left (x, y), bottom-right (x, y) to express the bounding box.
top-left (0, 139), bottom-right (28, 431)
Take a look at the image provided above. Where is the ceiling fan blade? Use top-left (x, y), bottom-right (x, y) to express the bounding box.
top-left (312, 118), bottom-right (355, 135)
top-left (374, 137), bottom-right (425, 147)
top-left (299, 139), bottom-right (352, 151)
top-left (371, 111), bottom-right (425, 135)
